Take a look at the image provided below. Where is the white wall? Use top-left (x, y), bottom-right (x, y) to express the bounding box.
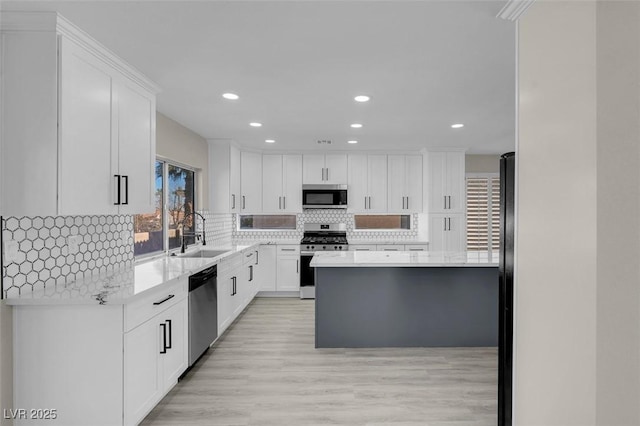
top-left (517, 1), bottom-right (598, 424)
top-left (595, 1), bottom-right (640, 423)
top-left (465, 154), bottom-right (500, 174)
top-left (517, 1), bottom-right (640, 424)
top-left (156, 112), bottom-right (209, 209)
top-left (0, 303), bottom-right (13, 426)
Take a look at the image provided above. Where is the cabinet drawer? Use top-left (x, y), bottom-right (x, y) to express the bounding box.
top-left (405, 244), bottom-right (429, 251)
top-left (243, 249), bottom-right (257, 265)
top-left (125, 279), bottom-right (187, 332)
top-left (278, 245), bottom-right (300, 255)
top-left (376, 244), bottom-right (405, 251)
top-left (349, 244), bottom-right (377, 251)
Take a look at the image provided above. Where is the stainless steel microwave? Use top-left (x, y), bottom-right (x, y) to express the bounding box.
top-left (302, 184), bottom-right (348, 209)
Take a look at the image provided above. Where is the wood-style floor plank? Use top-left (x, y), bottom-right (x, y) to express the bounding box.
top-left (141, 298), bottom-right (497, 426)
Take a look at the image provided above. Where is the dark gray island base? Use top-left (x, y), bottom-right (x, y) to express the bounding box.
top-left (315, 266), bottom-right (498, 348)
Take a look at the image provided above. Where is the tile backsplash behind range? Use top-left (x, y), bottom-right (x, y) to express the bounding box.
top-left (2, 215), bottom-right (133, 298)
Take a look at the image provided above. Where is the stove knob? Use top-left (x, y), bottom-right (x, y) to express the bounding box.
top-left (322, 245), bottom-right (326, 250)
top-left (338, 246), bottom-right (342, 250)
top-left (311, 245), bottom-right (315, 250)
top-left (306, 245), bottom-right (310, 250)
top-left (334, 246), bottom-right (338, 250)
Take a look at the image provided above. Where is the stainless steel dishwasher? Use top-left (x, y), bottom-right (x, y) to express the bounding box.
top-left (188, 265), bottom-right (217, 366)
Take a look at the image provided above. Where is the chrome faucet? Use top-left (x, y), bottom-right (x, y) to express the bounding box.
top-left (180, 212), bottom-right (206, 253)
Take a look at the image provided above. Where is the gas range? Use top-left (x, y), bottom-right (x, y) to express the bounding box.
top-left (300, 223), bottom-right (349, 252)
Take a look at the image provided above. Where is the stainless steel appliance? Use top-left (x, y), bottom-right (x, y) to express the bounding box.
top-left (300, 223), bottom-right (348, 299)
top-left (302, 184), bottom-right (348, 209)
top-left (188, 265), bottom-right (217, 366)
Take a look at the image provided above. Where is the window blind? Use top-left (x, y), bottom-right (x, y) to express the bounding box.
top-left (466, 175), bottom-right (500, 254)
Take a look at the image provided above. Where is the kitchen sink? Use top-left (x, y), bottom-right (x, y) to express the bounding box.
top-left (179, 249), bottom-right (230, 258)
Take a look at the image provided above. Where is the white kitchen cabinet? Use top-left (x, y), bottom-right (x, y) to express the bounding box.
top-left (12, 278), bottom-right (187, 426)
top-left (427, 151), bottom-right (466, 213)
top-left (124, 295), bottom-right (188, 426)
top-left (429, 213), bottom-right (466, 252)
top-left (1, 12), bottom-right (158, 216)
top-left (241, 151), bottom-right (263, 212)
top-left (387, 154), bottom-right (423, 213)
top-left (348, 154), bottom-right (388, 213)
top-left (405, 244), bottom-right (429, 251)
top-left (303, 154), bottom-right (348, 184)
top-left (276, 245), bottom-right (300, 292)
top-left (209, 140), bottom-right (241, 213)
top-left (262, 154), bottom-right (302, 213)
top-left (217, 252), bottom-right (244, 333)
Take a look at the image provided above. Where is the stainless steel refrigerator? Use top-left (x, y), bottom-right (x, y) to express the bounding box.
top-left (498, 152), bottom-right (515, 426)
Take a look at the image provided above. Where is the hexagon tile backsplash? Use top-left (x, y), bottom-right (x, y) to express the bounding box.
top-left (1, 215), bottom-right (134, 298)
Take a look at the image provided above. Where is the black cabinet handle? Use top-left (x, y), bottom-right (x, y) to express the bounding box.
top-left (114, 175), bottom-right (121, 205)
top-left (242, 196), bottom-right (246, 209)
top-left (232, 277), bottom-right (237, 296)
top-left (255, 250), bottom-right (259, 265)
top-left (159, 323), bottom-right (167, 354)
top-left (249, 265), bottom-right (253, 282)
top-left (153, 294), bottom-right (175, 305)
top-left (232, 194), bottom-right (236, 209)
top-left (296, 260), bottom-right (299, 273)
top-left (283, 196), bottom-right (286, 210)
top-left (444, 217), bottom-right (447, 231)
top-left (122, 175), bottom-right (129, 205)
top-left (165, 319), bottom-right (172, 349)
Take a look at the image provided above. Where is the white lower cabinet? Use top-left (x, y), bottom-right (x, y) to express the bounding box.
top-left (276, 245), bottom-right (300, 292)
top-left (124, 296), bottom-right (187, 426)
top-left (217, 252), bottom-right (244, 334)
top-left (429, 213), bottom-right (466, 252)
top-left (349, 244), bottom-right (377, 251)
top-left (12, 279), bottom-right (188, 426)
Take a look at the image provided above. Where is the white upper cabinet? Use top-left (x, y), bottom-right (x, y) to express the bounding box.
top-left (0, 12), bottom-right (159, 217)
top-left (263, 154), bottom-right (302, 213)
top-left (427, 151), bottom-right (466, 213)
top-left (303, 154), bottom-right (348, 184)
top-left (240, 151), bottom-right (263, 212)
top-left (387, 154), bottom-right (423, 213)
top-left (348, 154), bottom-right (387, 213)
top-left (209, 141), bottom-right (241, 213)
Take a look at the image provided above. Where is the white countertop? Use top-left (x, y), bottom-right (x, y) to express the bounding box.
top-left (5, 243), bottom-right (259, 306)
top-left (348, 240), bottom-right (429, 245)
top-left (309, 251), bottom-right (498, 267)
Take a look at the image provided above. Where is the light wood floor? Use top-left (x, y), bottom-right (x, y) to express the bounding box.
top-left (141, 298), bottom-right (498, 426)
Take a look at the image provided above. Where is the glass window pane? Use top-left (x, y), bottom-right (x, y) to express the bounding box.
top-left (239, 215), bottom-right (296, 230)
top-left (168, 165), bottom-right (196, 250)
top-left (354, 215), bottom-right (411, 230)
top-left (134, 160), bottom-right (164, 256)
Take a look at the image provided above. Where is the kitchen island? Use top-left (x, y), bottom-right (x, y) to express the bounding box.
top-left (310, 251), bottom-right (499, 348)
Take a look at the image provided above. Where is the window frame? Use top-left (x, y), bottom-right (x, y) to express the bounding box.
top-left (465, 172), bottom-right (500, 256)
top-left (134, 158), bottom-right (197, 260)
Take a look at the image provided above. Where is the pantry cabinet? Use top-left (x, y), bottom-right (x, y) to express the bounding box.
top-left (1, 12), bottom-right (159, 216)
top-left (387, 155), bottom-right (423, 213)
top-left (240, 151), bottom-right (263, 212)
top-left (262, 154), bottom-right (303, 213)
top-left (209, 140), bottom-right (241, 213)
top-left (348, 154), bottom-right (388, 213)
top-left (303, 154), bottom-right (348, 184)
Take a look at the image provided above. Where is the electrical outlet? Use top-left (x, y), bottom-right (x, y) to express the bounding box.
top-left (68, 235), bottom-right (82, 254)
top-left (3, 240), bottom-right (19, 263)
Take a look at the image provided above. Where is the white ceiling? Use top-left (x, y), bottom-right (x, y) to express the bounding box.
top-left (3, 1), bottom-right (516, 154)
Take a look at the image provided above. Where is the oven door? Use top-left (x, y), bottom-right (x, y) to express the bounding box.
top-left (300, 252), bottom-right (315, 299)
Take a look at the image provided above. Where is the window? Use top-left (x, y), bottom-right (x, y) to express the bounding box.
top-left (239, 215), bottom-right (296, 230)
top-left (354, 215), bottom-right (411, 230)
top-left (466, 174), bottom-right (500, 255)
top-left (134, 160), bottom-right (196, 257)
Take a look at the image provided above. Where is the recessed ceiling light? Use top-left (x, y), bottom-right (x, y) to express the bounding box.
top-left (265, 139), bottom-right (275, 144)
top-left (249, 122), bottom-right (262, 127)
top-left (451, 123), bottom-right (464, 129)
top-left (347, 140), bottom-right (358, 144)
top-left (350, 123), bottom-right (363, 128)
top-left (222, 93), bottom-right (239, 100)
top-left (354, 95), bottom-right (370, 102)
